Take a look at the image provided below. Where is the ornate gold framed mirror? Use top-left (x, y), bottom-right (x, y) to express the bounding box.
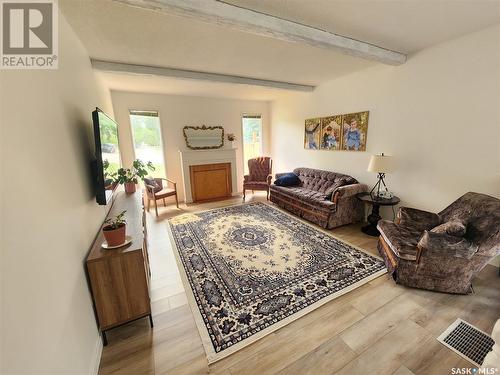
top-left (183, 125), bottom-right (224, 150)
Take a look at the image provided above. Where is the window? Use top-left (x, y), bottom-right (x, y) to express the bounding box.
top-left (129, 110), bottom-right (166, 178)
top-left (242, 114), bottom-right (263, 175)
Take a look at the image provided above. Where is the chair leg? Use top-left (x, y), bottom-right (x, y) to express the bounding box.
top-left (267, 189), bottom-right (269, 200)
top-left (243, 188), bottom-right (246, 201)
top-left (146, 198), bottom-right (150, 212)
top-left (163, 198), bottom-right (166, 206)
top-left (175, 194), bottom-right (179, 208)
top-left (154, 199), bottom-right (159, 217)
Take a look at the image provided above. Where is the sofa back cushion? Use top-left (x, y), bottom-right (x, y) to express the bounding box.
top-left (293, 167), bottom-right (357, 194)
top-left (438, 192), bottom-right (500, 256)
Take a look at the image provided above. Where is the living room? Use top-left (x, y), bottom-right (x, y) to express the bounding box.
top-left (1, 1), bottom-right (499, 374)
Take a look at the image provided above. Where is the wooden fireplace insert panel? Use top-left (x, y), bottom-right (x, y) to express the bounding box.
top-left (190, 162), bottom-right (232, 203)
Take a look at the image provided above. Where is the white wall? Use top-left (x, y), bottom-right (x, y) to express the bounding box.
top-left (1, 12), bottom-right (113, 375)
top-left (110, 91), bottom-right (270, 202)
top-left (270, 24), bottom-right (500, 215)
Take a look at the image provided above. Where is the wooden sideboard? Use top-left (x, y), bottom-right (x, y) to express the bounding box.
top-left (86, 189), bottom-right (152, 345)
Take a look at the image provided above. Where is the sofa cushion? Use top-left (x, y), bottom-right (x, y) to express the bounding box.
top-left (244, 181), bottom-right (270, 189)
top-left (271, 185), bottom-right (336, 211)
top-left (377, 220), bottom-right (422, 261)
top-left (418, 231), bottom-right (477, 259)
top-left (293, 167), bottom-right (357, 194)
top-left (430, 220), bottom-right (466, 237)
top-left (274, 172), bottom-right (300, 187)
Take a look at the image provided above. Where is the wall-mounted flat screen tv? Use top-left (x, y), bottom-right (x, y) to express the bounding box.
top-left (92, 107), bottom-right (121, 205)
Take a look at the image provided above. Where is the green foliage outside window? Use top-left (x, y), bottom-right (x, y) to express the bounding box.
top-left (130, 115), bottom-right (162, 147)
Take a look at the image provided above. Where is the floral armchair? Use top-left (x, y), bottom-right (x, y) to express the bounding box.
top-left (377, 192), bottom-right (500, 294)
top-left (243, 157), bottom-right (272, 200)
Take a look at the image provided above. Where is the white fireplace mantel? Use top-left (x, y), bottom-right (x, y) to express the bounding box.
top-left (179, 148), bottom-right (238, 203)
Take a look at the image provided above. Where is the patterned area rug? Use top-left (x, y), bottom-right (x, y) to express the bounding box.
top-left (168, 202), bottom-right (386, 363)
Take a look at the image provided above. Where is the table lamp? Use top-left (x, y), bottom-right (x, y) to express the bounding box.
top-left (367, 153), bottom-right (394, 198)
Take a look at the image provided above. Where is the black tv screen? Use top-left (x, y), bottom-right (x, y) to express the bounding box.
top-left (92, 108), bottom-right (121, 205)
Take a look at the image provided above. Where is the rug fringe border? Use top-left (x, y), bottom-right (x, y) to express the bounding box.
top-left (166, 202), bottom-right (387, 364)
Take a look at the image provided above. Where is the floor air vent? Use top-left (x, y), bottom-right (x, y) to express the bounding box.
top-left (437, 318), bottom-right (495, 367)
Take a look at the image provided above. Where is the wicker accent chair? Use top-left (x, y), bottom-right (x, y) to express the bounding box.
top-left (243, 157), bottom-right (273, 200)
top-left (143, 177), bottom-right (179, 217)
top-left (377, 192), bottom-right (500, 294)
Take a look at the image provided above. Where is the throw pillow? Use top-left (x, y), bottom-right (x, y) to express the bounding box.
top-left (144, 177), bottom-right (162, 193)
top-left (430, 220), bottom-right (466, 237)
top-left (275, 173), bottom-right (300, 187)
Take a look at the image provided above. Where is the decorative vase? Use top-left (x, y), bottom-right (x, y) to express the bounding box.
top-left (102, 224), bottom-right (126, 247)
top-left (124, 182), bottom-right (136, 194)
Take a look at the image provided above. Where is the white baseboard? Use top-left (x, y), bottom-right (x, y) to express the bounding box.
top-left (90, 335), bottom-right (103, 375)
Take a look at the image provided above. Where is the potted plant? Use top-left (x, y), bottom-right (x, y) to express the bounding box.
top-left (115, 159), bottom-right (155, 194)
top-left (103, 210), bottom-right (127, 247)
top-left (227, 133), bottom-right (236, 148)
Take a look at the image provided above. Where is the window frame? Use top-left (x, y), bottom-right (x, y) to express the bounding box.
top-left (241, 113), bottom-right (263, 175)
top-left (128, 109), bottom-right (168, 178)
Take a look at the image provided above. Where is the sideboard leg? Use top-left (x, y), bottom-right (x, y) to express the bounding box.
top-left (102, 331), bottom-right (108, 346)
top-left (149, 314), bottom-right (154, 328)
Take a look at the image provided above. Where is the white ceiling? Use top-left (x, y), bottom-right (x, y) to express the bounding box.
top-left (225, 0), bottom-right (500, 54)
top-left (60, 0), bottom-right (500, 99)
top-left (60, 0), bottom-right (374, 87)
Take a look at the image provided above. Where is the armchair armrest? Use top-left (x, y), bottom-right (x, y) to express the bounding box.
top-left (398, 207), bottom-right (439, 231)
top-left (332, 183), bottom-right (367, 202)
top-left (244, 174), bottom-right (250, 183)
top-left (418, 231), bottom-right (478, 260)
top-left (267, 174), bottom-right (272, 184)
top-left (161, 178), bottom-right (177, 190)
top-left (144, 183), bottom-right (156, 195)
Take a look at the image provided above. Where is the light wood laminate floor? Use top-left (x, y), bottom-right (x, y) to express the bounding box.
top-left (98, 193), bottom-right (500, 375)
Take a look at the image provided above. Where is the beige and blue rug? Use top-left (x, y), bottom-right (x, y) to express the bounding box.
top-left (168, 202), bottom-right (386, 363)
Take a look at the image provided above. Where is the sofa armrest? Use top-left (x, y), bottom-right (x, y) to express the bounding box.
top-left (398, 207), bottom-right (440, 231)
top-left (332, 183), bottom-right (367, 203)
top-left (418, 231), bottom-right (478, 260)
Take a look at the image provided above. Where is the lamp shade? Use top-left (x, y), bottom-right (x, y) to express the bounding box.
top-left (367, 154), bottom-right (394, 173)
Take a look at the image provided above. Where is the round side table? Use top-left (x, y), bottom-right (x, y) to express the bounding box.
top-left (356, 192), bottom-right (400, 236)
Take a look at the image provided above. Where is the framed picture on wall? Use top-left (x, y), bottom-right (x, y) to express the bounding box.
top-left (320, 115), bottom-right (343, 150)
top-left (304, 118), bottom-right (321, 150)
top-left (341, 111), bottom-right (369, 151)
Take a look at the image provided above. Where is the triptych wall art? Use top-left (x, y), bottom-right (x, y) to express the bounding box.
top-left (304, 111), bottom-right (369, 151)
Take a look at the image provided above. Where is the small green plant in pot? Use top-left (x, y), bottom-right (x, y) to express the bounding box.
top-left (103, 210), bottom-right (127, 247)
top-left (115, 160), bottom-right (155, 194)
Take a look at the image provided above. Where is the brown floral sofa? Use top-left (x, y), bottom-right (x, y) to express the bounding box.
top-left (377, 192), bottom-right (500, 294)
top-left (269, 167), bottom-right (367, 229)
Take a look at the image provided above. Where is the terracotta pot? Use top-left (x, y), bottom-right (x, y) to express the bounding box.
top-left (103, 224), bottom-right (126, 247)
top-left (124, 182), bottom-right (136, 194)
